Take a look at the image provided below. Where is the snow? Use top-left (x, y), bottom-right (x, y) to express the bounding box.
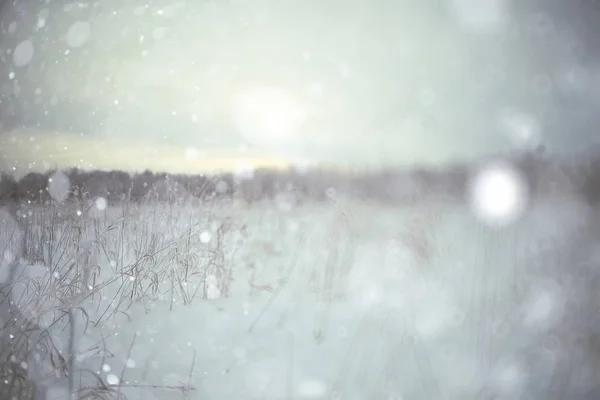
top-left (500, 110), bottom-right (543, 151)
top-left (1, 194), bottom-right (598, 399)
top-left (0, 208), bottom-right (22, 284)
top-left (66, 21), bottom-right (92, 48)
top-left (468, 161), bottom-right (528, 226)
top-left (106, 373), bottom-right (120, 385)
top-left (521, 279), bottom-right (565, 331)
top-left (215, 180), bottom-right (229, 194)
top-left (2, 0), bottom-right (600, 395)
top-left (200, 231), bottom-right (212, 244)
top-left (95, 196), bottom-right (108, 210)
top-left (45, 386), bottom-right (69, 400)
top-left (558, 64), bottom-right (590, 94)
top-left (489, 358), bottom-right (527, 395)
top-left (47, 171), bottom-right (71, 202)
top-left (13, 39), bottom-right (34, 67)
top-left (37, 9), bottom-right (49, 30)
top-left (8, 21), bottom-right (17, 34)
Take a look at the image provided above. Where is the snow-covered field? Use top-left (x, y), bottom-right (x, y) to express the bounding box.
top-left (2, 191), bottom-right (600, 399)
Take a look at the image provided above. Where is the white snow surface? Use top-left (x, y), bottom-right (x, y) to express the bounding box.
top-left (1, 196), bottom-right (600, 399)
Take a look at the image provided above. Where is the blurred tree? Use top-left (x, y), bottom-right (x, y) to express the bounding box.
top-left (0, 173), bottom-right (18, 205)
top-left (17, 172), bottom-right (49, 203)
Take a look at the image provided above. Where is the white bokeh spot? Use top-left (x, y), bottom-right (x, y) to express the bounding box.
top-left (215, 180), bottom-right (229, 194)
top-left (95, 197), bottom-right (107, 211)
top-left (200, 231), bottom-right (212, 244)
top-left (47, 171), bottom-right (71, 203)
top-left (490, 358), bottom-right (527, 395)
top-left (469, 162), bottom-right (527, 226)
top-left (0, 208), bottom-right (22, 284)
top-left (522, 280), bottom-right (564, 331)
top-left (66, 21), bottom-right (92, 48)
top-left (205, 275), bottom-right (221, 300)
top-left (13, 39), bottom-right (34, 67)
top-left (106, 374), bottom-right (120, 386)
top-left (500, 110), bottom-right (542, 151)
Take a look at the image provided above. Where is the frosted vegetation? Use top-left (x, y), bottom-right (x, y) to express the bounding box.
top-left (1, 156), bottom-right (600, 399)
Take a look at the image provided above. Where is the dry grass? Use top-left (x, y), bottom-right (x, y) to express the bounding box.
top-left (0, 191), bottom-right (433, 400)
top-left (0, 194), bottom-right (251, 399)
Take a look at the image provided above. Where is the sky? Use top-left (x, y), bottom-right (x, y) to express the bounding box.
top-left (1, 0), bottom-right (600, 176)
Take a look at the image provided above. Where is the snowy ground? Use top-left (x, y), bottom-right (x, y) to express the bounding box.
top-left (2, 191), bottom-right (600, 399)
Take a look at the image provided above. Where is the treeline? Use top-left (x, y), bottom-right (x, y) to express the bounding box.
top-left (0, 166), bottom-right (352, 205)
top-left (0, 164), bottom-right (471, 206)
top-left (1, 151), bottom-right (600, 207)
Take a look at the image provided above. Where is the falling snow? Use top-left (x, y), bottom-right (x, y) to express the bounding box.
top-left (95, 197), bottom-right (107, 210)
top-left (1, 1), bottom-right (600, 399)
top-left (200, 231), bottom-right (212, 244)
top-left (12, 39), bottom-right (34, 67)
top-left (215, 180), bottom-right (229, 194)
top-left (66, 21), bottom-right (92, 48)
top-left (47, 171), bottom-right (71, 203)
top-left (106, 374), bottom-right (120, 386)
top-left (0, 209), bottom-right (22, 284)
top-left (500, 110), bottom-right (543, 152)
top-left (468, 162), bottom-right (528, 226)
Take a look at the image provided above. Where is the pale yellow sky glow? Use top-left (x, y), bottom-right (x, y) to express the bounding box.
top-left (0, 129), bottom-right (294, 178)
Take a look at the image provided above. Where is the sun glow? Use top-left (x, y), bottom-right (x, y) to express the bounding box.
top-left (231, 84), bottom-right (307, 147)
